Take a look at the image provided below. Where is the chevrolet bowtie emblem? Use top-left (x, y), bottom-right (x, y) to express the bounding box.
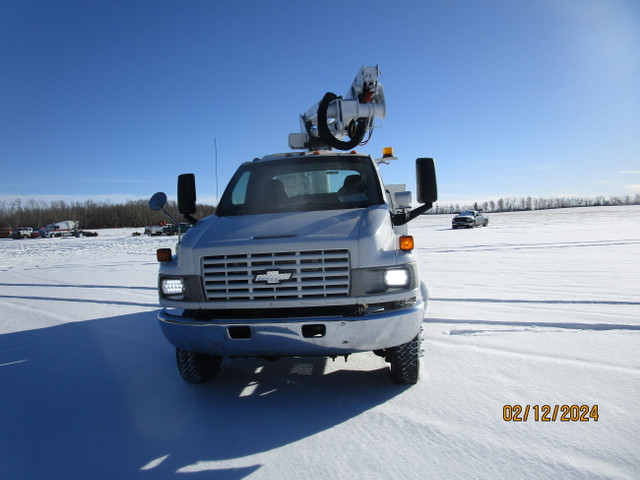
top-left (254, 270), bottom-right (294, 284)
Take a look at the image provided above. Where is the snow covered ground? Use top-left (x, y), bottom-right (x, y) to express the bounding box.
top-left (1, 206), bottom-right (639, 479)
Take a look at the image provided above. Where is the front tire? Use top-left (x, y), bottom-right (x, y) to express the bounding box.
top-left (176, 348), bottom-right (222, 384)
top-left (388, 335), bottom-right (420, 384)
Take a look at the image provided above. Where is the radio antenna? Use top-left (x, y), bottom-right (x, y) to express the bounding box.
top-left (214, 137), bottom-right (219, 202)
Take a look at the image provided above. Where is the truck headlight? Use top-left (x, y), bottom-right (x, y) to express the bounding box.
top-left (161, 278), bottom-right (184, 296)
top-left (158, 275), bottom-right (204, 302)
top-left (384, 268), bottom-right (410, 288)
top-left (351, 264), bottom-right (417, 295)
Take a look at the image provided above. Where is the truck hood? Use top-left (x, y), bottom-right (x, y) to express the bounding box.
top-left (179, 205), bottom-right (397, 269)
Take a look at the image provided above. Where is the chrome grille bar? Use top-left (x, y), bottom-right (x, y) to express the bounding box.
top-left (202, 249), bottom-right (350, 301)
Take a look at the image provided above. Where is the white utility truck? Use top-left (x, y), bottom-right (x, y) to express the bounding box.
top-left (40, 220), bottom-right (79, 238)
top-left (150, 66), bottom-right (437, 384)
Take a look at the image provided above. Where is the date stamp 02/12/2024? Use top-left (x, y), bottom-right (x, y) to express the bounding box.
top-left (503, 405), bottom-right (599, 422)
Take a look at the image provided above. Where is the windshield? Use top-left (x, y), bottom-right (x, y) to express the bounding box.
top-left (216, 156), bottom-right (384, 216)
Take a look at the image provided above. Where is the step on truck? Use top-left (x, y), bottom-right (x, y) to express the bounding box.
top-left (150, 66), bottom-right (438, 384)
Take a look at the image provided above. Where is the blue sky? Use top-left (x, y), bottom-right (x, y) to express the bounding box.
top-left (1, 0), bottom-right (639, 206)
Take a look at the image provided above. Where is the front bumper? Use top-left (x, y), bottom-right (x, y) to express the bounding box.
top-left (157, 299), bottom-right (425, 357)
top-left (453, 221), bottom-right (473, 228)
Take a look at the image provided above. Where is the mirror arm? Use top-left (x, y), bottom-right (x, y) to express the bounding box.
top-left (183, 213), bottom-right (198, 225)
top-left (158, 207), bottom-right (181, 228)
top-left (392, 202), bottom-right (433, 226)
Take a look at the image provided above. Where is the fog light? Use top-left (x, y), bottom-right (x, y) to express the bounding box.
top-left (161, 278), bottom-right (184, 296)
top-left (384, 269), bottom-right (409, 287)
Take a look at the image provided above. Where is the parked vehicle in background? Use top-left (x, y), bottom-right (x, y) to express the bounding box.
top-left (12, 227), bottom-right (34, 239)
top-left (145, 222), bottom-right (191, 236)
top-left (452, 210), bottom-right (489, 229)
top-left (1, 226), bottom-right (14, 238)
top-left (76, 230), bottom-right (99, 237)
top-left (162, 223), bottom-right (191, 236)
top-left (145, 224), bottom-right (166, 236)
top-left (40, 221), bottom-right (79, 238)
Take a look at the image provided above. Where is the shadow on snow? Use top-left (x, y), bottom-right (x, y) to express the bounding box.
top-left (0, 311), bottom-right (405, 479)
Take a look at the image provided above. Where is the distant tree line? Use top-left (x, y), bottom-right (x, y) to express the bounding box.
top-left (429, 194), bottom-right (640, 215)
top-left (0, 198), bottom-right (216, 230)
top-left (1, 194), bottom-right (638, 230)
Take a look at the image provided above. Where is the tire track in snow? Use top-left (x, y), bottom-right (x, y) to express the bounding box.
top-left (420, 238), bottom-right (640, 254)
top-left (0, 282), bottom-right (155, 291)
top-left (425, 334), bottom-right (640, 376)
top-left (431, 297), bottom-right (640, 306)
top-left (425, 317), bottom-right (640, 332)
top-left (0, 295), bottom-right (70, 326)
top-left (0, 294), bottom-right (158, 309)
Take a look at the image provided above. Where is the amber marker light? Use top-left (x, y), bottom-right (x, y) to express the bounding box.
top-left (157, 248), bottom-right (172, 262)
top-left (382, 147), bottom-right (394, 158)
top-left (399, 235), bottom-right (414, 251)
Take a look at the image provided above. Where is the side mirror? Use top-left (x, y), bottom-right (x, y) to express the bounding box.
top-left (178, 173), bottom-right (198, 225)
top-left (149, 192), bottom-right (167, 211)
top-left (416, 158), bottom-right (438, 204)
top-left (392, 158), bottom-right (438, 226)
top-left (148, 191), bottom-right (180, 228)
top-left (178, 174), bottom-right (197, 215)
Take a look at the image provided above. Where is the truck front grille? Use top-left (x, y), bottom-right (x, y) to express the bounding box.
top-left (201, 249), bottom-right (350, 301)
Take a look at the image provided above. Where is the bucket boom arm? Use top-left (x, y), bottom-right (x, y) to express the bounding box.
top-left (289, 65), bottom-right (386, 151)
